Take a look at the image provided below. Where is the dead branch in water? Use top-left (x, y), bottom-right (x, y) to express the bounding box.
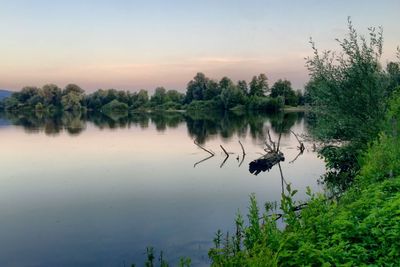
top-left (291, 130), bottom-right (305, 152)
top-left (239, 154), bottom-right (246, 167)
top-left (276, 132), bottom-right (282, 152)
top-left (289, 150), bottom-right (304, 164)
top-left (266, 130), bottom-right (276, 152)
top-left (249, 151), bottom-right (285, 175)
top-left (220, 154), bottom-right (229, 168)
top-left (238, 140), bottom-right (246, 155)
top-left (194, 154), bottom-right (214, 168)
top-left (220, 145), bottom-right (229, 157)
top-left (194, 140), bottom-right (214, 156)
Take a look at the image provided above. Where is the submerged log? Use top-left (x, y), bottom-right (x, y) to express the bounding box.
top-left (249, 151), bottom-right (285, 175)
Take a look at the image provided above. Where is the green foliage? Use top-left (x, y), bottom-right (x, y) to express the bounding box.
top-left (306, 19), bottom-right (388, 146)
top-left (359, 89), bottom-right (400, 185)
top-left (185, 72), bottom-right (220, 102)
top-left (247, 96), bottom-right (284, 112)
top-left (150, 87), bottom-right (167, 106)
top-left (209, 89), bottom-right (400, 266)
top-left (132, 89), bottom-right (150, 110)
top-left (61, 85), bottom-right (84, 112)
top-left (186, 99), bottom-right (222, 112)
top-left (179, 257), bottom-right (191, 267)
top-left (4, 71), bottom-right (290, 113)
top-left (270, 79), bottom-right (298, 106)
top-left (219, 77), bottom-right (246, 110)
top-left (249, 73), bottom-right (269, 97)
top-left (306, 20), bottom-right (400, 191)
top-left (101, 99), bottom-right (128, 113)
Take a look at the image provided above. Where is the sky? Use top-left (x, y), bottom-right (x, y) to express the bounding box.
top-left (0, 0), bottom-right (399, 92)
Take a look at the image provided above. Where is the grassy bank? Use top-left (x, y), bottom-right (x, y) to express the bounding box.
top-left (208, 92), bottom-right (400, 266)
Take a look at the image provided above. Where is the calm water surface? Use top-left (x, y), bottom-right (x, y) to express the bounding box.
top-left (0, 111), bottom-right (325, 266)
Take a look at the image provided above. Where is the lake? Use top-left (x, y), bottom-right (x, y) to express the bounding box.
top-left (0, 111), bottom-right (325, 266)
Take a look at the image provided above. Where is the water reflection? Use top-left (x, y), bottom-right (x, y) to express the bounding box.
top-left (0, 109), bottom-right (324, 267)
top-left (0, 110), bottom-right (304, 143)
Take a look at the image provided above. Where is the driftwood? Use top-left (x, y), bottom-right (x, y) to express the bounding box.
top-left (238, 140), bottom-right (246, 155)
top-left (291, 130), bottom-right (305, 152)
top-left (194, 140), bottom-right (214, 156)
top-left (289, 131), bottom-right (305, 164)
top-left (265, 130), bottom-right (276, 152)
top-left (220, 155), bottom-right (229, 168)
top-left (194, 154), bottom-right (214, 168)
top-left (193, 140), bottom-right (215, 167)
top-left (219, 145), bottom-right (230, 168)
top-left (238, 140), bottom-right (246, 167)
top-left (220, 145), bottom-right (229, 157)
top-left (249, 129), bottom-right (284, 175)
top-left (249, 151), bottom-right (285, 175)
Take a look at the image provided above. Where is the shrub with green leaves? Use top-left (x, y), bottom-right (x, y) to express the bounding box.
top-left (209, 89), bottom-right (400, 266)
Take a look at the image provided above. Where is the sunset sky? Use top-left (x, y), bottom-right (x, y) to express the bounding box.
top-left (0, 0), bottom-right (399, 92)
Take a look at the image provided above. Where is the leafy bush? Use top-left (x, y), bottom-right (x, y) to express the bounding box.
top-left (101, 99), bottom-right (128, 113)
top-left (209, 90), bottom-right (400, 266)
top-left (186, 99), bottom-right (222, 111)
top-left (247, 96), bottom-right (283, 112)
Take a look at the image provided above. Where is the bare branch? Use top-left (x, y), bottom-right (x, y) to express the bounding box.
top-left (194, 140), bottom-right (214, 156)
top-left (266, 130), bottom-right (276, 151)
top-left (220, 155), bottom-right (229, 168)
top-left (291, 130), bottom-right (305, 152)
top-left (238, 140), bottom-right (246, 155)
top-left (220, 145), bottom-right (229, 157)
top-left (194, 154), bottom-right (214, 168)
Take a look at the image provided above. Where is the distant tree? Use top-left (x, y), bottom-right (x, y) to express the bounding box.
top-left (151, 87), bottom-right (167, 106)
top-left (249, 74), bottom-right (269, 97)
top-left (237, 80), bottom-right (249, 95)
top-left (295, 90), bottom-right (305, 105)
top-left (270, 79), bottom-right (298, 106)
top-left (166, 89), bottom-right (185, 103)
top-left (17, 86), bottom-right (40, 103)
top-left (185, 72), bottom-right (220, 102)
top-left (132, 89), bottom-right (149, 109)
top-left (61, 84), bottom-right (84, 111)
top-left (116, 90), bottom-right (129, 104)
top-left (41, 84), bottom-right (62, 107)
top-left (101, 99), bottom-right (128, 113)
top-left (219, 77), bottom-right (246, 110)
top-left (63, 84), bottom-right (84, 95)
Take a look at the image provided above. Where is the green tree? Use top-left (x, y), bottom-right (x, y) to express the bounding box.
top-left (270, 79), bottom-right (298, 106)
top-left (387, 60), bottom-right (400, 92)
top-left (151, 87), bottom-right (167, 106)
top-left (219, 77), bottom-right (245, 110)
top-left (41, 84), bottom-right (62, 107)
top-left (61, 84), bottom-right (84, 111)
top-left (17, 86), bottom-right (40, 103)
top-left (237, 80), bottom-right (248, 96)
top-left (133, 89), bottom-right (149, 109)
top-left (185, 72), bottom-right (220, 102)
top-left (166, 89), bottom-right (184, 103)
top-left (306, 20), bottom-right (388, 145)
top-left (306, 19), bottom-right (391, 187)
top-left (249, 73), bottom-right (269, 97)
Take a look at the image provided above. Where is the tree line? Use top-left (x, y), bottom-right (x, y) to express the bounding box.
top-left (0, 74), bottom-right (304, 114)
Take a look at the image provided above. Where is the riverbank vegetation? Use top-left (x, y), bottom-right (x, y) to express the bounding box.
top-left (208, 20), bottom-right (400, 266)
